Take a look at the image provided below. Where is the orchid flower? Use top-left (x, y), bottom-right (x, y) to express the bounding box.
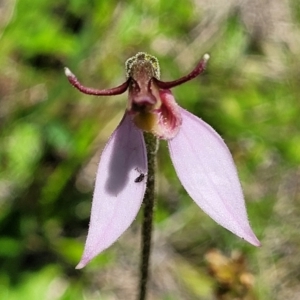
top-left (65, 52), bottom-right (260, 269)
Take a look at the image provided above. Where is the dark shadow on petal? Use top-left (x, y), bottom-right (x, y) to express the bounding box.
top-left (104, 113), bottom-right (147, 195)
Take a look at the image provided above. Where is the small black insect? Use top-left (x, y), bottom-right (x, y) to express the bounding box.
top-left (134, 173), bottom-right (145, 183)
top-left (134, 167), bottom-right (147, 183)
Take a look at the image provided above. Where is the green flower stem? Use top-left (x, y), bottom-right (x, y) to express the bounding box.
top-left (138, 132), bottom-right (159, 300)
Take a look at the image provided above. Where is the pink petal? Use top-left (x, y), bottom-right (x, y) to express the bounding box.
top-left (168, 108), bottom-right (260, 246)
top-left (76, 113), bottom-right (147, 269)
top-left (157, 89), bottom-right (182, 139)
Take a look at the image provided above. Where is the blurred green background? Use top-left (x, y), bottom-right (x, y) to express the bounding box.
top-left (1, 0), bottom-right (300, 299)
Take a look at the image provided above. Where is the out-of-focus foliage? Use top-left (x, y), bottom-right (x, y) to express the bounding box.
top-left (1, 0), bottom-right (300, 299)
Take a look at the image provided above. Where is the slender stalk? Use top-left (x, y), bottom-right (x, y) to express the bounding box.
top-left (138, 132), bottom-right (159, 300)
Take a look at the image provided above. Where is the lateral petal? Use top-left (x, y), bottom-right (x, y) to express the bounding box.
top-left (168, 108), bottom-right (260, 246)
top-left (77, 113), bottom-right (147, 268)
